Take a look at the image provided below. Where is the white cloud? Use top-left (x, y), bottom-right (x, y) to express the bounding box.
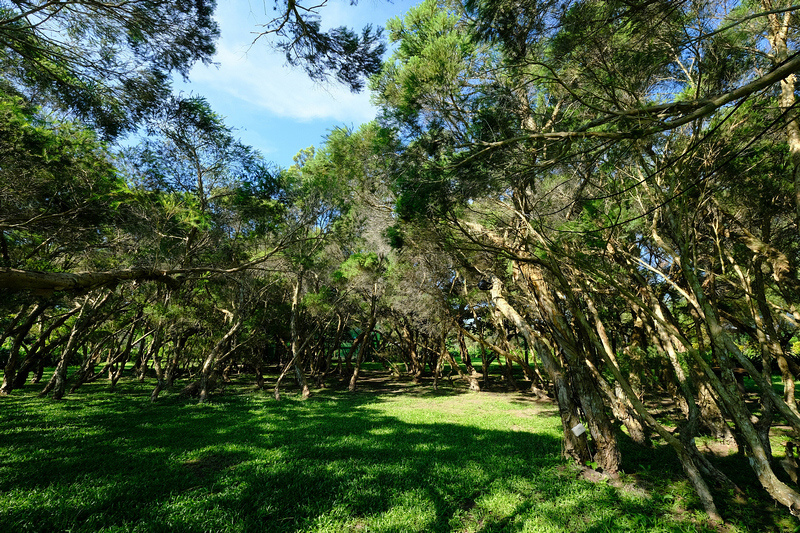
top-left (189, 43), bottom-right (377, 123)
top-left (171, 0), bottom-right (414, 166)
top-left (183, 0), bottom-right (388, 124)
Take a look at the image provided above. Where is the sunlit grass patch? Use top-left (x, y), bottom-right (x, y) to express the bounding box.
top-left (0, 375), bottom-right (793, 532)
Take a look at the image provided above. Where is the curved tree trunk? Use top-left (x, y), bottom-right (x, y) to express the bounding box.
top-left (655, 221), bottom-right (800, 513)
top-left (198, 319), bottom-right (244, 403)
top-left (349, 282), bottom-right (380, 393)
top-left (524, 270), bottom-right (622, 475)
top-left (12, 307), bottom-right (79, 389)
top-left (576, 285), bottom-right (722, 520)
top-left (40, 291), bottom-right (113, 400)
top-left (0, 301), bottom-right (47, 395)
top-left (148, 328), bottom-right (167, 402)
top-left (348, 314), bottom-right (377, 392)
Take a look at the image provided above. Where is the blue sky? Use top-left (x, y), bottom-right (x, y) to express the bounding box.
top-left (173, 0), bottom-right (415, 169)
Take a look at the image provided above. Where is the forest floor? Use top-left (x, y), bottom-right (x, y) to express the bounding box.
top-left (1, 368), bottom-right (798, 532)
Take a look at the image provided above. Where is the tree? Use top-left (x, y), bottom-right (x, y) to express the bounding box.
top-left (255, 0), bottom-right (386, 91)
top-left (0, 93), bottom-right (128, 287)
top-left (0, 0), bottom-right (218, 137)
top-left (373, 0), bottom-right (800, 519)
top-left (122, 95), bottom-right (277, 268)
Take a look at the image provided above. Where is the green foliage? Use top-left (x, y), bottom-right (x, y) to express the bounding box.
top-left (333, 252), bottom-right (383, 284)
top-left (372, 0), bottom-right (483, 136)
top-left (0, 92), bottom-right (123, 269)
top-left (119, 95), bottom-right (275, 268)
top-left (0, 1), bottom-right (218, 137)
top-left (261, 2), bottom-right (386, 92)
top-left (393, 139), bottom-right (459, 222)
top-left (3, 0), bottom-right (800, 524)
top-left (384, 225), bottom-right (405, 249)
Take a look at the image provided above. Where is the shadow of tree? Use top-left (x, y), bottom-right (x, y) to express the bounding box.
top-left (0, 381), bottom-right (791, 532)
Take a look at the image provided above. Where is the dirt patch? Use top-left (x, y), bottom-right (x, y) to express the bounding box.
top-left (571, 465), bottom-right (651, 499)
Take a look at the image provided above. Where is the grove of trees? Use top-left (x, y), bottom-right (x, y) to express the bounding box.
top-left (3, 0), bottom-right (800, 523)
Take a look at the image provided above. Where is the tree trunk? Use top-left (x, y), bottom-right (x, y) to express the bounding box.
top-left (525, 271), bottom-right (622, 475)
top-left (289, 275), bottom-right (310, 399)
top-left (255, 364), bottom-right (265, 389)
top-left (148, 329), bottom-right (167, 402)
top-left (488, 278), bottom-right (593, 465)
top-left (398, 320), bottom-right (423, 382)
top-left (457, 328), bottom-right (479, 378)
top-left (349, 315), bottom-right (377, 392)
top-left (40, 324), bottom-right (82, 400)
top-left (763, 2), bottom-right (800, 228)
top-left (39, 291), bottom-right (113, 400)
top-left (0, 302), bottom-right (47, 395)
top-left (669, 224), bottom-right (800, 512)
top-left (0, 267), bottom-right (180, 293)
top-left (324, 313), bottom-right (346, 379)
top-left (578, 285), bottom-right (722, 519)
top-left (462, 327), bottom-right (553, 398)
top-left (198, 319), bottom-right (244, 403)
top-left (15, 315), bottom-right (66, 389)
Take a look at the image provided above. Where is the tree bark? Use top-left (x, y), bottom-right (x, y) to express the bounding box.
top-left (0, 267), bottom-right (180, 293)
top-left (488, 277), bottom-right (594, 466)
top-left (0, 302), bottom-right (47, 395)
top-left (198, 319), bottom-right (244, 403)
top-left (288, 274), bottom-right (310, 399)
top-left (148, 328), bottom-right (167, 402)
top-left (662, 219), bottom-right (800, 513)
top-left (39, 291), bottom-right (113, 400)
top-left (12, 307), bottom-right (79, 389)
top-left (763, 1), bottom-right (800, 228)
top-left (349, 314), bottom-right (377, 392)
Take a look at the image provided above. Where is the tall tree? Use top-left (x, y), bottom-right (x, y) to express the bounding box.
top-left (373, 0), bottom-right (800, 519)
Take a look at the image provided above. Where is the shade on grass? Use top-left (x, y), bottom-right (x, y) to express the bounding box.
top-left (0, 378), bottom-right (792, 532)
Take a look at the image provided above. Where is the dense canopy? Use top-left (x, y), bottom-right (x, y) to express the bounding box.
top-left (3, 0), bottom-right (800, 525)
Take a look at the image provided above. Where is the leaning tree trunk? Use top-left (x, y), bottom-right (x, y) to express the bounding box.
top-left (457, 328), bottom-right (480, 379)
top-left (763, 1), bottom-right (800, 228)
top-left (488, 278), bottom-right (593, 466)
top-left (398, 320), bottom-right (423, 382)
top-left (655, 220), bottom-right (800, 514)
top-left (287, 273), bottom-right (311, 399)
top-left (0, 301), bottom-right (47, 395)
top-left (69, 335), bottom-right (110, 394)
top-left (112, 328), bottom-right (152, 390)
top-left (460, 327), bottom-right (550, 396)
top-left (40, 291), bottom-right (112, 400)
top-left (437, 321), bottom-right (480, 391)
top-left (348, 314), bottom-right (377, 392)
top-left (525, 270), bottom-right (622, 475)
top-left (349, 283), bottom-right (380, 393)
top-left (690, 288), bottom-right (800, 510)
top-left (12, 307), bottom-right (78, 389)
top-left (148, 328), bottom-right (168, 402)
top-left (39, 319), bottom-right (83, 400)
top-left (274, 321), bottom-right (325, 400)
top-left (322, 313), bottom-right (346, 380)
top-left (750, 253), bottom-right (800, 419)
top-left (573, 280), bottom-right (722, 520)
top-left (198, 319), bottom-right (244, 403)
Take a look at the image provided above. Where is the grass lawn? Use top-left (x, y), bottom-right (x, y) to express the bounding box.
top-left (1, 371), bottom-right (797, 532)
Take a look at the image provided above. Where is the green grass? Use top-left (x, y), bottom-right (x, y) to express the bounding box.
top-left (1, 374), bottom-right (796, 532)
